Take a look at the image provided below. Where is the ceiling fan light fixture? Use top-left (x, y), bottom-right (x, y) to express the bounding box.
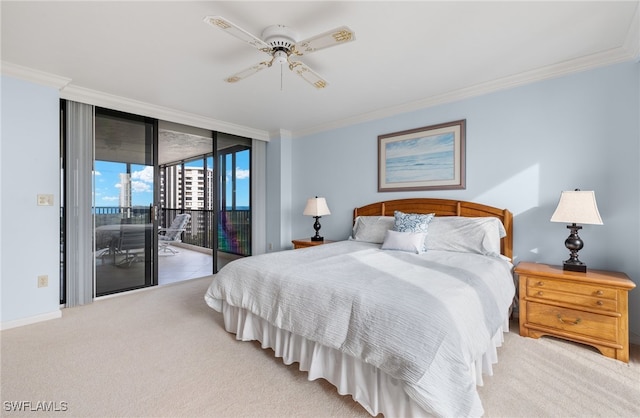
top-left (272, 50), bottom-right (288, 65)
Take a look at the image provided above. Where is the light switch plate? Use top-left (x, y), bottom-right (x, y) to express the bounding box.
top-left (37, 194), bottom-right (54, 206)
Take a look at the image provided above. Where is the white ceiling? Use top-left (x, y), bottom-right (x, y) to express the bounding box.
top-left (2, 1), bottom-right (639, 139)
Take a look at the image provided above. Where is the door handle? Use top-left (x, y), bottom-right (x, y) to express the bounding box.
top-left (149, 205), bottom-right (158, 221)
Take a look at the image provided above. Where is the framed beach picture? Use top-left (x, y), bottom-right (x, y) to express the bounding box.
top-left (378, 119), bottom-right (466, 192)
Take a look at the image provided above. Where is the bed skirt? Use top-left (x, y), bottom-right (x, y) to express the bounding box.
top-left (219, 301), bottom-right (508, 417)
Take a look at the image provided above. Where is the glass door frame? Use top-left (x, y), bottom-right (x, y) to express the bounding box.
top-left (94, 107), bottom-right (159, 296)
top-left (215, 134), bottom-right (252, 272)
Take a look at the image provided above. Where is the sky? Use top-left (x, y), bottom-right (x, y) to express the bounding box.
top-left (93, 151), bottom-right (250, 208)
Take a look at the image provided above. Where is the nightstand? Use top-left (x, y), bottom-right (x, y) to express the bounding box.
top-left (292, 238), bottom-right (336, 249)
top-left (515, 262), bottom-right (635, 362)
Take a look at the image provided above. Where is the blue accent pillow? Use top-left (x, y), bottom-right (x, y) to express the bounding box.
top-left (393, 211), bottom-right (434, 251)
top-left (393, 211), bottom-right (434, 233)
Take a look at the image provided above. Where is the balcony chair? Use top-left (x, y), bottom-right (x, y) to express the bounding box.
top-left (158, 213), bottom-right (191, 254)
top-left (117, 224), bottom-right (147, 267)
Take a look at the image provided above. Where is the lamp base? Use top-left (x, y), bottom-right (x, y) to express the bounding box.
top-left (310, 216), bottom-right (324, 242)
top-left (561, 223), bottom-right (587, 273)
top-left (563, 260), bottom-right (587, 273)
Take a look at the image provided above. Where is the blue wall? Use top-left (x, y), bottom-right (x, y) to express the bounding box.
top-left (2, 61), bottom-right (638, 341)
top-left (289, 62), bottom-right (640, 339)
top-left (1, 76), bottom-right (61, 326)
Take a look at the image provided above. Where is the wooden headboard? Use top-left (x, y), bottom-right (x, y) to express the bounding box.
top-left (354, 198), bottom-right (513, 260)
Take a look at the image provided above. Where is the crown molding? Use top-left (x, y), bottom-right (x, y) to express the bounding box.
top-left (61, 84), bottom-right (270, 141)
top-left (1, 61), bottom-right (71, 89)
top-left (1, 61), bottom-right (270, 141)
top-left (625, 2), bottom-right (640, 62)
top-left (268, 129), bottom-right (293, 141)
top-left (292, 45), bottom-right (639, 139)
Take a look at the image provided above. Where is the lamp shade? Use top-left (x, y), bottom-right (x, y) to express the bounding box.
top-left (550, 190), bottom-right (603, 225)
top-left (303, 197), bottom-right (331, 217)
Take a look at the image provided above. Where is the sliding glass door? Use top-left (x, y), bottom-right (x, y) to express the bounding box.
top-left (157, 130), bottom-right (251, 274)
top-left (215, 133), bottom-right (252, 271)
top-left (94, 108), bottom-right (158, 296)
top-left (61, 104), bottom-right (254, 301)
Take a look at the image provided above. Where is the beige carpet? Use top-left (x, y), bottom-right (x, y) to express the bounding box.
top-left (1, 276), bottom-right (639, 417)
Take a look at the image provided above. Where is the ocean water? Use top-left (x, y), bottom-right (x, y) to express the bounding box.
top-left (385, 150), bottom-right (454, 183)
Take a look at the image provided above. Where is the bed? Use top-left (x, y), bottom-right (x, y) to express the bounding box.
top-left (205, 198), bottom-right (515, 417)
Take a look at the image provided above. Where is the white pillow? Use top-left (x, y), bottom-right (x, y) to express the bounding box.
top-left (393, 211), bottom-right (435, 252)
top-left (426, 216), bottom-right (506, 256)
top-left (381, 230), bottom-right (427, 254)
top-left (351, 216), bottom-right (394, 243)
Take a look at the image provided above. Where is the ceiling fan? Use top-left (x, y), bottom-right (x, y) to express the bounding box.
top-left (203, 16), bottom-right (356, 89)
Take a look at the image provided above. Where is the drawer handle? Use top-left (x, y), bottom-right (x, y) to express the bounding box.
top-left (557, 314), bottom-right (581, 325)
top-left (597, 301), bottom-right (604, 306)
top-left (596, 290), bottom-right (604, 296)
top-left (537, 281), bottom-right (544, 286)
top-left (537, 291), bottom-right (544, 297)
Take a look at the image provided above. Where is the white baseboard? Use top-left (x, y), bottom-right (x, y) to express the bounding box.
top-left (0, 310), bottom-right (62, 331)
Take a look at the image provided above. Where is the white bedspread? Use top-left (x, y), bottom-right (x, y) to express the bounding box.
top-left (205, 240), bottom-right (515, 417)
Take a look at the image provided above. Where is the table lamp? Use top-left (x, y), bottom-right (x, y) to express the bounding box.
top-left (303, 196), bottom-right (331, 241)
top-left (550, 189), bottom-right (603, 272)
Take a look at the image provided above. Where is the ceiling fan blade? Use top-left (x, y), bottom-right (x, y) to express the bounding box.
top-left (289, 61), bottom-right (328, 89)
top-left (204, 16), bottom-right (271, 53)
top-left (225, 60), bottom-right (271, 83)
top-left (293, 26), bottom-right (355, 55)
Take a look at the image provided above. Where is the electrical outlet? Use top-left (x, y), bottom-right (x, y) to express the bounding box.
top-left (37, 275), bottom-right (48, 288)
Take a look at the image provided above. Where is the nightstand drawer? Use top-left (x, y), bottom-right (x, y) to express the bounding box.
top-left (526, 277), bottom-right (617, 299)
top-left (525, 286), bottom-right (618, 312)
top-left (526, 301), bottom-right (618, 342)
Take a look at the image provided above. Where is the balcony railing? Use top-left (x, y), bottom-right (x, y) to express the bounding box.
top-left (94, 206), bottom-right (251, 257)
top-left (162, 208), bottom-right (251, 256)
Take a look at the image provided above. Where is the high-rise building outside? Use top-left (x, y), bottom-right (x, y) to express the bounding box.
top-left (160, 166), bottom-right (214, 210)
top-left (119, 172), bottom-right (131, 208)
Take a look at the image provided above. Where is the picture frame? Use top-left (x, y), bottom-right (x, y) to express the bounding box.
top-left (378, 119), bottom-right (466, 192)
